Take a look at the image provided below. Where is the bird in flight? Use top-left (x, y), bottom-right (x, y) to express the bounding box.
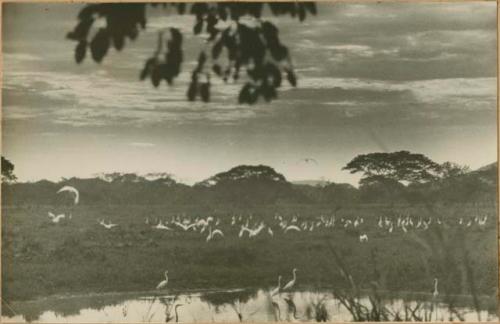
top-left (298, 158), bottom-right (318, 165)
top-left (57, 186), bottom-right (80, 205)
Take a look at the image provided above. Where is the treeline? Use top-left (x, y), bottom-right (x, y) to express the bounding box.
top-left (1, 160), bottom-right (496, 207)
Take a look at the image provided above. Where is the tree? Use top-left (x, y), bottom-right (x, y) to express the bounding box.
top-left (358, 175), bottom-right (406, 204)
top-left (342, 151), bottom-right (441, 186)
top-left (1, 156), bottom-right (17, 183)
top-left (436, 161), bottom-right (470, 179)
top-left (67, 2), bottom-right (316, 104)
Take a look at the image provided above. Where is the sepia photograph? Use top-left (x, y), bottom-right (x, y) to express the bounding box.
top-left (1, 1), bottom-right (498, 322)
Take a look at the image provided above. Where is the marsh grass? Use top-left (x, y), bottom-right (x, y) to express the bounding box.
top-left (2, 203), bottom-right (496, 322)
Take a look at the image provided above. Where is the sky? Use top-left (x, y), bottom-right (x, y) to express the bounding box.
top-left (2, 2), bottom-right (497, 185)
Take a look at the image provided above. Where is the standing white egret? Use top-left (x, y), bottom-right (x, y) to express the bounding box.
top-left (432, 278), bottom-right (439, 299)
top-left (206, 227), bottom-right (224, 241)
top-left (157, 270), bottom-right (169, 289)
top-left (57, 186), bottom-right (80, 205)
top-left (282, 268), bottom-right (298, 291)
top-left (432, 278), bottom-right (439, 321)
top-left (239, 225), bottom-right (251, 238)
top-left (271, 275), bottom-right (282, 296)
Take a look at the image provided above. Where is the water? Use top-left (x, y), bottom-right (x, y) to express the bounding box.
top-left (2, 289), bottom-right (497, 323)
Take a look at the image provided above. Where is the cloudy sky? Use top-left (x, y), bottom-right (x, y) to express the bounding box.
top-left (2, 3), bottom-right (497, 185)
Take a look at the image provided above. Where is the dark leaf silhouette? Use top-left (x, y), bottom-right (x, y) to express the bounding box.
top-left (187, 79), bottom-right (198, 101)
top-left (90, 28), bottom-right (110, 63)
top-left (151, 65), bottom-right (162, 87)
top-left (68, 2), bottom-right (317, 104)
top-left (112, 33), bottom-right (125, 51)
top-left (200, 82), bottom-right (210, 102)
top-left (212, 64), bottom-right (222, 76)
top-left (285, 68), bottom-right (297, 87)
top-left (67, 17), bottom-right (94, 41)
top-left (75, 40), bottom-right (87, 64)
top-left (193, 18), bottom-right (203, 35)
top-left (140, 58), bottom-right (157, 80)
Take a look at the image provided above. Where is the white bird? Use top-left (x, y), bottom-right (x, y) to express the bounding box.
top-left (154, 220), bottom-right (172, 231)
top-left (268, 227), bottom-right (274, 237)
top-left (49, 213), bottom-right (66, 223)
top-left (239, 225), bottom-right (251, 238)
top-left (432, 278), bottom-right (439, 321)
top-left (284, 225), bottom-right (301, 233)
top-left (57, 186), bottom-right (79, 205)
top-left (432, 278), bottom-right (439, 299)
top-left (271, 275), bottom-right (282, 296)
top-left (282, 268), bottom-right (298, 291)
top-left (174, 221), bottom-right (196, 231)
top-left (248, 223), bottom-right (265, 238)
top-left (359, 234), bottom-right (368, 243)
top-left (156, 270), bottom-right (169, 290)
top-left (99, 219), bottom-right (118, 229)
top-left (197, 219), bottom-right (208, 227)
top-left (206, 227), bottom-right (224, 241)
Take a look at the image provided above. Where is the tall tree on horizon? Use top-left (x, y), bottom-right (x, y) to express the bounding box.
top-left (1, 156), bottom-right (17, 183)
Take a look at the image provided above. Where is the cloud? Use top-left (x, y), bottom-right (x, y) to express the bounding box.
top-left (2, 2), bottom-right (496, 129)
top-left (129, 142), bottom-right (156, 148)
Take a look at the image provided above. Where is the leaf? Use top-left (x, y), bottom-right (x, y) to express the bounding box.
top-left (269, 44), bottom-right (288, 61)
top-left (151, 65), bottom-right (162, 87)
top-left (285, 68), bottom-right (297, 87)
top-left (176, 3), bottom-right (186, 15)
top-left (193, 19), bottom-right (203, 35)
top-left (212, 64), bottom-right (222, 76)
top-left (238, 83), bottom-right (252, 104)
top-left (269, 64), bottom-right (282, 88)
top-left (67, 17), bottom-right (94, 41)
top-left (212, 39), bottom-right (223, 60)
top-left (112, 34), bottom-right (125, 51)
top-left (261, 83), bottom-right (277, 102)
top-left (77, 4), bottom-right (101, 20)
top-left (187, 80), bottom-right (198, 101)
top-left (75, 40), bottom-right (87, 64)
top-left (217, 4), bottom-right (228, 20)
top-left (140, 58), bottom-right (156, 81)
top-left (200, 82), bottom-right (210, 102)
top-left (90, 28), bottom-right (110, 63)
top-left (160, 63), bottom-right (174, 85)
top-left (238, 83), bottom-right (259, 105)
top-left (298, 5), bottom-right (306, 22)
top-left (126, 26), bottom-right (139, 40)
top-left (195, 52), bottom-right (207, 73)
top-left (169, 28), bottom-right (183, 47)
top-left (304, 3), bottom-right (317, 15)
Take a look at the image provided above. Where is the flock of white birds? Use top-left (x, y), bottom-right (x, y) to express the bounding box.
top-left (48, 186), bottom-right (490, 245)
top-left (46, 184), bottom-right (490, 312)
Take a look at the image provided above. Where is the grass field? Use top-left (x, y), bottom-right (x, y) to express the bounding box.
top-left (2, 203), bottom-right (497, 307)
